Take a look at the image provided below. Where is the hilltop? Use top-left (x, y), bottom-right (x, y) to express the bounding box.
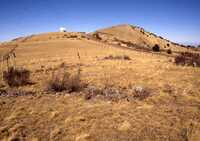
top-left (91, 24), bottom-right (192, 52)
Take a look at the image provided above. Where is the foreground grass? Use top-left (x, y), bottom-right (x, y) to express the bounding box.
top-left (0, 93), bottom-right (200, 141)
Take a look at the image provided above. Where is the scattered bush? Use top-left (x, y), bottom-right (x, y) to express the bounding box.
top-left (84, 85), bottom-right (124, 101)
top-left (114, 39), bottom-right (135, 47)
top-left (45, 69), bottom-right (83, 93)
top-left (131, 86), bottom-right (151, 100)
top-left (69, 35), bottom-right (78, 38)
top-left (175, 52), bottom-right (200, 67)
top-left (123, 55), bottom-right (131, 60)
top-left (140, 29), bottom-right (145, 34)
top-left (104, 55), bottom-right (131, 60)
top-left (175, 55), bottom-right (185, 66)
top-left (152, 44), bottom-right (160, 52)
top-left (187, 45), bottom-right (193, 48)
top-left (167, 49), bottom-right (172, 54)
top-left (84, 86), bottom-right (103, 100)
top-left (93, 33), bottom-right (102, 40)
top-left (167, 43), bottom-right (170, 47)
top-left (63, 34), bottom-right (68, 38)
top-left (3, 67), bottom-right (31, 87)
top-left (163, 84), bottom-right (174, 94)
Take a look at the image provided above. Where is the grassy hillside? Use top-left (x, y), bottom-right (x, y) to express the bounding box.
top-left (0, 30), bottom-right (200, 141)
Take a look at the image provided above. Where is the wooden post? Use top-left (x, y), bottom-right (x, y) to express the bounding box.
top-left (77, 50), bottom-right (81, 78)
top-left (0, 56), bottom-right (3, 81)
top-left (6, 57), bottom-right (9, 71)
top-left (13, 52), bottom-right (16, 69)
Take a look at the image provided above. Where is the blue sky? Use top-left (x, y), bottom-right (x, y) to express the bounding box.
top-left (0, 0), bottom-right (199, 45)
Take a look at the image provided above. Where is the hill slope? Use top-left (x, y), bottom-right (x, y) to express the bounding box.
top-left (10, 32), bottom-right (87, 43)
top-left (91, 24), bottom-right (187, 52)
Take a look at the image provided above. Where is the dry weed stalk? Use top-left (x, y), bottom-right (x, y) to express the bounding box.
top-left (0, 45), bottom-right (18, 81)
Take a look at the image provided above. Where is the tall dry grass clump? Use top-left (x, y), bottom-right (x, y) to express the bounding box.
top-left (3, 67), bottom-right (31, 87)
top-left (45, 66), bottom-right (82, 93)
top-left (45, 51), bottom-right (84, 93)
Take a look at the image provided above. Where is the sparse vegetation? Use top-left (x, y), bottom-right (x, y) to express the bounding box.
top-left (167, 49), bottom-right (172, 54)
top-left (104, 55), bottom-right (131, 60)
top-left (84, 85), bottom-right (124, 101)
top-left (152, 44), bottom-right (160, 52)
top-left (163, 84), bottom-right (174, 94)
top-left (140, 29), bottom-right (145, 34)
top-left (3, 67), bottom-right (31, 87)
top-left (159, 36), bottom-right (164, 39)
top-left (45, 67), bottom-right (83, 93)
top-left (175, 52), bottom-right (200, 67)
top-left (187, 45), bottom-right (194, 48)
top-left (84, 84), bottom-right (152, 101)
top-left (131, 86), bottom-right (151, 100)
top-left (69, 35), bottom-right (78, 38)
top-left (93, 33), bottom-right (102, 40)
top-left (0, 88), bottom-right (35, 96)
top-left (113, 38), bottom-right (135, 47)
top-left (167, 43), bottom-right (170, 47)
top-left (84, 73), bottom-right (124, 101)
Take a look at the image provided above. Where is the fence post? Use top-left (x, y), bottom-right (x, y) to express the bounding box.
top-left (0, 56), bottom-right (3, 81)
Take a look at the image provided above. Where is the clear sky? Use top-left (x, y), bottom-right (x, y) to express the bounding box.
top-left (0, 0), bottom-right (199, 45)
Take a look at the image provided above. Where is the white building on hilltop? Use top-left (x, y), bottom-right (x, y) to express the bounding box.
top-left (59, 27), bottom-right (66, 32)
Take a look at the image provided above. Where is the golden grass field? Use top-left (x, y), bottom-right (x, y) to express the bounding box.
top-left (0, 31), bottom-right (200, 141)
